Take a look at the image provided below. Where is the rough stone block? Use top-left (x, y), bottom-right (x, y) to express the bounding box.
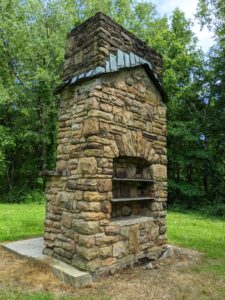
top-left (100, 103), bottom-right (112, 112)
top-left (149, 202), bottom-right (163, 211)
top-left (145, 221), bottom-right (159, 240)
top-left (72, 219), bottom-right (99, 234)
top-left (105, 225), bottom-right (120, 235)
top-left (81, 211), bottom-right (106, 221)
top-left (77, 157), bottom-right (97, 174)
top-left (102, 257), bottom-right (117, 267)
top-left (95, 234), bottom-right (119, 246)
top-left (113, 241), bottom-right (127, 258)
top-left (99, 245), bottom-right (112, 257)
top-left (72, 257), bottom-right (101, 272)
top-left (83, 191), bottom-right (106, 202)
top-left (85, 97), bottom-right (99, 110)
top-left (100, 201), bottom-right (111, 213)
top-left (76, 245), bottom-right (99, 260)
top-left (79, 234), bottom-right (95, 248)
top-left (82, 117), bottom-right (99, 136)
top-left (150, 164), bottom-right (167, 180)
top-left (62, 212), bottom-right (73, 229)
top-left (74, 191), bottom-right (83, 200)
top-left (77, 201), bottom-right (101, 212)
top-left (98, 179), bottom-right (112, 192)
top-left (129, 224), bottom-right (139, 254)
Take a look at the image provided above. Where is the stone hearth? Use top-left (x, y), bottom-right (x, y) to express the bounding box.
top-left (43, 12), bottom-right (167, 278)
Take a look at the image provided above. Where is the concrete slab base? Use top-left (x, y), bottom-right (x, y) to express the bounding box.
top-left (2, 238), bottom-right (92, 288)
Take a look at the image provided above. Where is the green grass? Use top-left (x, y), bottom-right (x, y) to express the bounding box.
top-left (0, 203), bottom-right (224, 276)
top-left (0, 289), bottom-right (103, 300)
top-left (0, 204), bottom-right (224, 298)
top-left (0, 290), bottom-right (63, 300)
top-left (0, 203), bottom-right (45, 242)
top-left (168, 210), bottom-right (225, 276)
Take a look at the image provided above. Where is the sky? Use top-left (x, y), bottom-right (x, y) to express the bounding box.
top-left (150, 0), bottom-right (213, 53)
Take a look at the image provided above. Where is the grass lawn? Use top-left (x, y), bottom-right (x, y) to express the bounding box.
top-left (0, 203), bottom-right (45, 242)
top-left (0, 204), bottom-right (224, 299)
top-left (0, 290), bottom-right (96, 300)
top-left (168, 210), bottom-right (225, 276)
top-left (0, 203), bottom-right (224, 275)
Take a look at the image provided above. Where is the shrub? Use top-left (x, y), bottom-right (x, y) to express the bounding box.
top-left (1, 188), bottom-right (45, 204)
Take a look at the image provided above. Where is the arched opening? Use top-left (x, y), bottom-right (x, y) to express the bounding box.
top-left (112, 156), bottom-right (155, 219)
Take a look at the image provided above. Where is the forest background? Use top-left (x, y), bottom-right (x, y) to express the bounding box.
top-left (0, 0), bottom-right (224, 214)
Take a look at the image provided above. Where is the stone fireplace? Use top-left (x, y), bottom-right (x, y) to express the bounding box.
top-left (43, 12), bottom-right (167, 277)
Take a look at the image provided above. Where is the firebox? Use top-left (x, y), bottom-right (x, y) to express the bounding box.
top-left (43, 12), bottom-right (167, 277)
top-left (112, 157), bottom-right (155, 218)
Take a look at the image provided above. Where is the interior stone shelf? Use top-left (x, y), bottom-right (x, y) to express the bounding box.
top-left (112, 178), bottom-right (155, 183)
top-left (112, 196), bottom-right (155, 202)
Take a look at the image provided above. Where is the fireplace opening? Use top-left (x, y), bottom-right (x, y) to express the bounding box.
top-left (112, 156), bottom-right (155, 218)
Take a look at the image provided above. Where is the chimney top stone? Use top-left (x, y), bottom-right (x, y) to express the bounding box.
top-left (61, 12), bottom-right (165, 100)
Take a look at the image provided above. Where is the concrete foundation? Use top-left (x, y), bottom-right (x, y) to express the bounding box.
top-left (2, 238), bottom-right (92, 288)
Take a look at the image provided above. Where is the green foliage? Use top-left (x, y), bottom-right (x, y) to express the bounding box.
top-left (1, 188), bottom-right (44, 204)
top-left (170, 201), bottom-right (225, 217)
top-left (0, 0), bottom-right (67, 197)
top-left (0, 0), bottom-right (224, 208)
top-left (196, 204), bottom-right (225, 217)
top-left (195, 0), bottom-right (225, 204)
top-left (23, 190), bottom-right (45, 204)
top-left (0, 125), bottom-right (15, 176)
top-left (169, 179), bottom-right (205, 204)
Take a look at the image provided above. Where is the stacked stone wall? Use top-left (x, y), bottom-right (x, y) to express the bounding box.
top-left (63, 12), bottom-right (163, 82)
top-left (44, 67), bottom-right (167, 275)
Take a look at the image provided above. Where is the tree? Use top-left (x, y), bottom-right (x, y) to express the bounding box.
top-left (128, 5), bottom-right (208, 205)
top-left (0, 0), bottom-right (66, 197)
top-left (0, 0), bottom-right (221, 207)
top-left (196, 0), bottom-right (225, 203)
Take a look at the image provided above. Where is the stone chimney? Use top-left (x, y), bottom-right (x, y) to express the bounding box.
top-left (43, 12), bottom-right (167, 278)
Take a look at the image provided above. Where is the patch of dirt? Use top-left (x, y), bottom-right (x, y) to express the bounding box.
top-left (0, 245), bottom-right (225, 300)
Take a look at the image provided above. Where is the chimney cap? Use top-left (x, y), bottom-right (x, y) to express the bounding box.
top-left (59, 12), bottom-right (167, 101)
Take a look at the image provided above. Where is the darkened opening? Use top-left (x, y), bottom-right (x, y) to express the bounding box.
top-left (112, 156), bottom-right (155, 218)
